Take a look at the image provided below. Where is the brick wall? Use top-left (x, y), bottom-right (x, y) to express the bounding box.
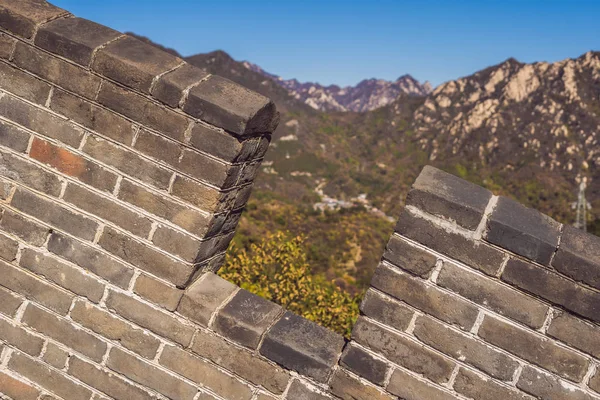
top-left (1, 2), bottom-right (600, 400)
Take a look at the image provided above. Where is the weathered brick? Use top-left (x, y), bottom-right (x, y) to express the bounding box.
top-left (42, 342), bottom-right (68, 369)
top-left (0, 119), bottom-right (30, 153)
top-left (106, 289), bottom-right (194, 346)
top-left (414, 315), bottom-right (518, 381)
top-left (0, 369), bottom-right (40, 400)
top-left (47, 232), bottom-right (134, 289)
top-left (387, 368), bottom-right (456, 400)
top-left (177, 272), bottom-right (237, 326)
top-left (340, 344), bottom-right (389, 386)
top-left (151, 224), bottom-right (201, 262)
top-left (64, 183), bottom-right (152, 237)
top-left (171, 175), bottom-right (236, 213)
top-left (97, 81), bottom-right (189, 141)
top-left (0, 177), bottom-right (13, 200)
top-left (0, 259), bottom-right (73, 314)
top-left (503, 257), bottom-right (600, 324)
top-left (453, 368), bottom-right (531, 400)
top-left (160, 345), bottom-right (253, 400)
top-left (134, 128), bottom-right (182, 166)
top-left (285, 380), bottom-right (330, 400)
top-left (11, 187), bottom-right (98, 241)
top-left (259, 311), bottom-right (345, 383)
top-left (153, 63), bottom-right (209, 108)
top-left (233, 184), bottom-right (254, 209)
top-left (478, 315), bottom-right (589, 382)
top-left (213, 289), bottom-right (282, 349)
top-left (13, 42), bottom-right (102, 98)
top-left (438, 262), bottom-right (549, 329)
top-left (406, 166), bottom-right (492, 230)
top-left (179, 148), bottom-right (240, 188)
top-left (485, 196), bottom-right (561, 265)
top-left (183, 74), bottom-right (279, 136)
top-left (71, 299), bottom-right (160, 359)
top-left (383, 234), bottom-right (437, 278)
top-left (189, 123), bottom-right (256, 163)
top-left (118, 179), bottom-right (212, 235)
top-left (0, 207), bottom-right (50, 246)
top-left (191, 329), bottom-right (290, 395)
top-left (0, 318), bottom-right (44, 356)
top-left (49, 89), bottom-right (135, 145)
top-left (329, 369), bottom-right (394, 400)
top-left (68, 356), bottom-right (154, 400)
top-left (517, 365), bottom-right (595, 400)
top-left (19, 248), bottom-right (105, 302)
top-left (0, 285), bottom-right (22, 317)
top-left (99, 227), bottom-right (193, 287)
top-left (22, 303), bottom-right (107, 362)
top-left (254, 135), bottom-right (271, 159)
top-left (0, 92), bottom-right (83, 146)
top-left (553, 225), bottom-right (600, 290)
top-left (133, 274), bottom-right (183, 311)
top-left (372, 262), bottom-right (478, 330)
top-left (193, 231), bottom-right (235, 263)
top-left (396, 210), bottom-right (505, 276)
top-left (9, 351), bottom-right (92, 400)
top-left (0, 32), bottom-right (16, 59)
top-left (35, 17), bottom-right (121, 66)
top-left (0, 62), bottom-right (51, 105)
top-left (547, 311), bottom-right (600, 359)
top-left (590, 370), bottom-right (600, 393)
top-left (93, 35), bottom-right (181, 93)
top-left (352, 316), bottom-right (455, 384)
top-left (0, 232), bottom-right (18, 261)
top-left (237, 161), bottom-right (261, 185)
top-left (0, 149), bottom-right (62, 197)
top-left (30, 138), bottom-right (117, 192)
top-left (83, 135), bottom-right (172, 190)
top-left (256, 394), bottom-right (277, 400)
top-left (0, 0), bottom-right (66, 39)
top-left (107, 347), bottom-right (197, 400)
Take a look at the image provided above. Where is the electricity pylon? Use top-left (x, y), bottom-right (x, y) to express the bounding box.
top-left (572, 179), bottom-right (591, 232)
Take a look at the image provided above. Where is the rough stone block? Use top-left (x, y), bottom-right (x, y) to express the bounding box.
top-left (340, 344), bottom-right (389, 386)
top-left (47, 232), bottom-right (134, 289)
top-left (93, 35), bottom-right (182, 93)
top-left (413, 315), bottom-right (518, 381)
top-left (213, 289), bottom-right (282, 349)
top-left (42, 342), bottom-right (68, 369)
top-left (160, 345), bottom-right (253, 400)
top-left (485, 196), bottom-right (561, 265)
top-left (49, 89), bottom-right (135, 145)
top-left (0, 31), bottom-right (16, 59)
top-left (437, 262), bottom-right (549, 329)
top-left (359, 289), bottom-right (414, 332)
top-left (171, 175), bottom-right (237, 213)
top-left (0, 149), bottom-right (63, 197)
top-left (191, 329), bottom-right (290, 395)
top-left (22, 303), bottom-right (107, 362)
top-left (0, 0), bottom-right (67, 39)
top-left (184, 74), bottom-right (279, 135)
top-left (179, 147), bottom-right (240, 188)
top-left (259, 311), bottom-right (345, 383)
top-left (133, 274), bottom-right (183, 311)
top-left (35, 17), bottom-right (121, 66)
top-left (0, 231), bottom-right (18, 261)
top-left (547, 311), bottom-right (600, 359)
top-left (11, 187), bottom-right (98, 242)
top-left (177, 272), bottom-right (237, 326)
top-left (352, 316), bottom-right (455, 384)
top-left (478, 315), bottom-right (589, 382)
top-left (406, 166), bottom-right (492, 230)
top-left (502, 257), bottom-right (600, 324)
top-left (106, 289), bottom-right (194, 346)
top-left (71, 299), bottom-right (160, 359)
top-left (371, 262), bottom-right (478, 330)
top-left (552, 225), bottom-right (600, 290)
top-left (64, 183), bottom-right (152, 237)
top-left (396, 210), bottom-right (505, 276)
top-left (0, 318), bottom-right (44, 356)
top-left (190, 123), bottom-right (256, 163)
top-left (0, 369), bottom-right (40, 400)
top-left (329, 369), bottom-right (394, 400)
top-left (0, 119), bottom-right (31, 153)
top-left (0, 207), bottom-right (50, 246)
top-left (453, 368), bottom-right (531, 400)
top-left (107, 347), bottom-right (197, 400)
top-left (19, 248), bottom-right (105, 303)
top-left (0, 285), bottom-right (23, 317)
top-left (153, 63), bottom-right (209, 107)
top-left (383, 234), bottom-right (437, 278)
top-left (517, 365), bottom-right (595, 400)
top-left (13, 42), bottom-right (101, 98)
top-left (285, 380), bottom-right (330, 400)
top-left (134, 128), bottom-right (182, 166)
top-left (0, 259), bottom-right (73, 314)
top-left (387, 368), bottom-right (456, 400)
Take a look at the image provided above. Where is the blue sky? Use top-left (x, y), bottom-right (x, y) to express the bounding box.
top-left (51, 0), bottom-right (599, 88)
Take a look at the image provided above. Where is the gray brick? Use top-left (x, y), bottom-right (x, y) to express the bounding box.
top-left (259, 311), bottom-right (346, 383)
top-left (35, 17), bottom-right (121, 66)
top-left (151, 224), bottom-right (201, 262)
top-left (177, 273), bottom-right (237, 326)
top-left (329, 369), bottom-right (394, 400)
top-left (133, 274), bottom-right (183, 311)
top-left (0, 58), bottom-right (51, 105)
top-left (387, 368), bottom-right (456, 400)
top-left (453, 368), bottom-right (531, 400)
top-left (22, 303), bottom-right (107, 362)
top-left (285, 380), bottom-right (330, 400)
top-left (19, 248), bottom-right (105, 302)
top-left (0, 285), bottom-right (22, 317)
top-left (552, 225), bottom-right (600, 290)
top-left (340, 344), bottom-right (389, 386)
top-left (383, 234), bottom-right (437, 278)
top-left (478, 315), bottom-right (589, 382)
top-left (0, 232), bottom-right (18, 261)
top-left (179, 148), bottom-right (240, 188)
top-left (11, 187), bottom-right (98, 242)
top-left (171, 175), bottom-right (237, 213)
top-left (0, 318), bottom-right (44, 356)
top-left (134, 128), bottom-right (182, 166)
top-left (485, 196), bottom-right (561, 265)
top-left (360, 287), bottom-right (415, 332)
top-left (352, 316), bottom-right (455, 384)
top-left (0, 119), bottom-right (30, 153)
top-left (437, 262), bottom-right (549, 329)
top-left (0, 369), bottom-right (40, 400)
top-left (517, 365), bottom-right (595, 400)
top-left (213, 289), bottom-right (282, 349)
top-left (42, 342), bottom-right (68, 369)
top-left (0, 259), bottom-right (73, 314)
top-left (153, 63), bottom-right (209, 108)
top-left (0, 0), bottom-right (66, 39)
top-left (547, 311), bottom-right (600, 359)
top-left (0, 149), bottom-right (63, 197)
top-left (371, 262), bottom-right (478, 330)
top-left (189, 123), bottom-right (256, 163)
top-left (0, 207), bottom-right (50, 246)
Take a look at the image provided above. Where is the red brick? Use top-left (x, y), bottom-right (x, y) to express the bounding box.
top-left (0, 370), bottom-right (40, 400)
